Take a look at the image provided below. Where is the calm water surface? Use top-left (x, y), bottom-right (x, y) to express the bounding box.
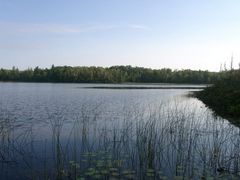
top-left (0, 83), bottom-right (239, 179)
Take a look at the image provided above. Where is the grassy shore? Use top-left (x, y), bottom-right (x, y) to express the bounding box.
top-left (195, 70), bottom-right (240, 121)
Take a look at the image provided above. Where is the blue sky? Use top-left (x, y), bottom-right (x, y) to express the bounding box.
top-left (1, 0), bottom-right (240, 71)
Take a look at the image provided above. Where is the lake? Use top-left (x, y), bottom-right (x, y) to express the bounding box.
top-left (0, 83), bottom-right (239, 179)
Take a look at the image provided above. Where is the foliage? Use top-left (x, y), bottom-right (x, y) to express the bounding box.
top-left (196, 69), bottom-right (240, 120)
top-left (0, 65), bottom-right (218, 83)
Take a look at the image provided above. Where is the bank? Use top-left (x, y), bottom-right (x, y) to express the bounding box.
top-left (195, 70), bottom-right (240, 123)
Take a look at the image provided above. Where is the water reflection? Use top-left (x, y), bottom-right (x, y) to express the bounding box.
top-left (0, 83), bottom-right (239, 179)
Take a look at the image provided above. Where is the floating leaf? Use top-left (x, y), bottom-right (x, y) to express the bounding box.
top-left (111, 172), bottom-right (119, 177)
top-left (147, 169), bottom-right (155, 173)
top-left (161, 176), bottom-right (168, 180)
top-left (77, 177), bottom-right (85, 180)
top-left (174, 176), bottom-right (183, 180)
top-left (125, 174), bottom-right (135, 179)
top-left (69, 160), bottom-right (75, 164)
top-left (147, 173), bottom-right (154, 177)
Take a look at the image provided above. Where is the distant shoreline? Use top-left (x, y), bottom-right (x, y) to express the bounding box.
top-left (0, 65), bottom-right (218, 84)
top-left (82, 86), bottom-right (204, 89)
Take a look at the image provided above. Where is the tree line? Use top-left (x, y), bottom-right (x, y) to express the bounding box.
top-left (0, 65), bottom-right (220, 84)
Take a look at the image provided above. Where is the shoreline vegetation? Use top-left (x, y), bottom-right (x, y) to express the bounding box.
top-left (0, 65), bottom-right (218, 84)
top-left (1, 65), bottom-right (239, 120)
top-left (1, 67), bottom-right (240, 179)
top-left (195, 69), bottom-right (240, 122)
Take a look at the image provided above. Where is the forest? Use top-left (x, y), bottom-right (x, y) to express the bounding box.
top-left (0, 65), bottom-right (220, 84)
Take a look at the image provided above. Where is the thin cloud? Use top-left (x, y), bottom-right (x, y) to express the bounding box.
top-left (0, 42), bottom-right (48, 50)
top-left (0, 22), bottom-right (117, 34)
top-left (128, 24), bottom-right (151, 30)
top-left (0, 22), bottom-right (150, 35)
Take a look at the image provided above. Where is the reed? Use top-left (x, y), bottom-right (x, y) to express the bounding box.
top-left (0, 99), bottom-right (240, 179)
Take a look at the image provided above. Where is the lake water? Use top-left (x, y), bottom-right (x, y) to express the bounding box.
top-left (0, 83), bottom-right (239, 179)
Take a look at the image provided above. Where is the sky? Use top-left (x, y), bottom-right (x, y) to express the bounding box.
top-left (1, 0), bottom-right (240, 71)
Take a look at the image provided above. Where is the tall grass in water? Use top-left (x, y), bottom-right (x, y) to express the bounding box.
top-left (0, 99), bottom-right (240, 179)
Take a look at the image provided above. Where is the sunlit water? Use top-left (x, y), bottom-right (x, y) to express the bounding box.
top-left (0, 83), bottom-right (239, 179)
